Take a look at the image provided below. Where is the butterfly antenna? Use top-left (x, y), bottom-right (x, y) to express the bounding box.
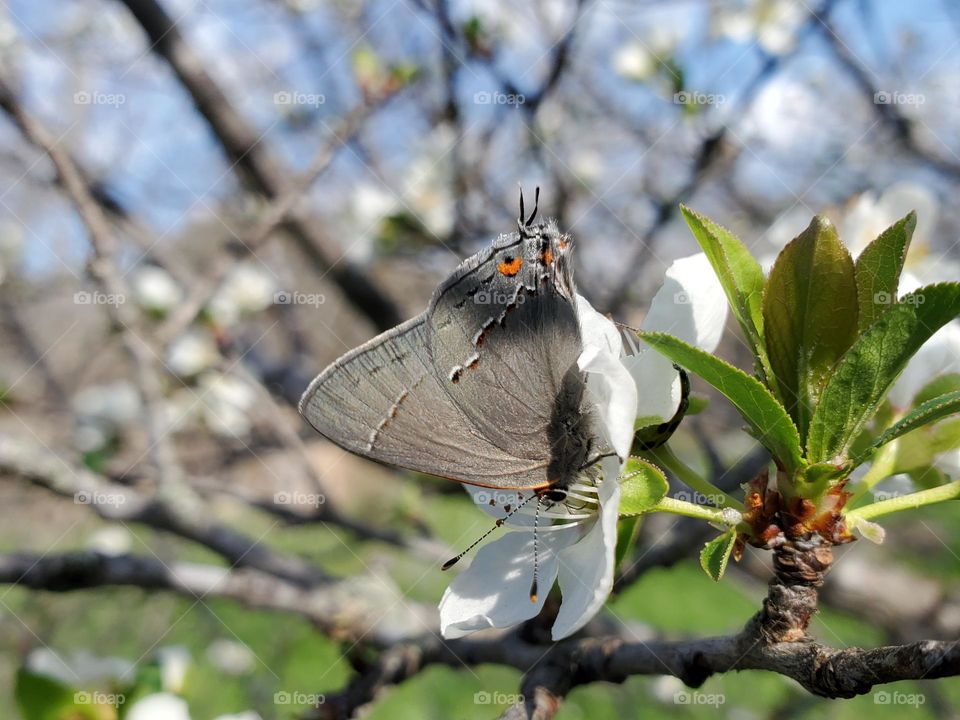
top-left (529, 494), bottom-right (542, 603)
top-left (517, 185), bottom-right (526, 233)
top-left (442, 492), bottom-right (537, 571)
top-left (525, 186), bottom-right (541, 227)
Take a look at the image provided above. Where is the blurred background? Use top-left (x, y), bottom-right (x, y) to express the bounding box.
top-left (1, 0), bottom-right (959, 718)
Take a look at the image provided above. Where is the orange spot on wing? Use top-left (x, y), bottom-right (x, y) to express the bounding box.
top-left (541, 248), bottom-right (553, 265)
top-left (497, 256), bottom-right (523, 276)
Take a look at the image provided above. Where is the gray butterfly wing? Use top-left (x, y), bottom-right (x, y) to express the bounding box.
top-left (299, 306), bottom-right (554, 490)
top-left (426, 225), bottom-right (585, 461)
top-left (299, 222), bottom-right (594, 490)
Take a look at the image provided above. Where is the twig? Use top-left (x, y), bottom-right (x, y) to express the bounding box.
top-left (155, 103), bottom-right (383, 345)
top-left (0, 72), bottom-right (182, 488)
top-left (0, 550), bottom-right (432, 642)
top-left (0, 433), bottom-right (328, 586)
top-left (116, 0), bottom-right (403, 331)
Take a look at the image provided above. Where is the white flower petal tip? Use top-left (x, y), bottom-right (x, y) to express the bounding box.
top-left (644, 253), bottom-right (728, 353)
top-left (849, 516), bottom-right (886, 544)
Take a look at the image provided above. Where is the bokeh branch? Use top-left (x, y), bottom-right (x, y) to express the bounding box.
top-left (114, 0), bottom-right (403, 331)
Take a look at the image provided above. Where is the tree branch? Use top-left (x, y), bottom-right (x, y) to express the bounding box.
top-left (114, 0), bottom-right (403, 331)
top-left (0, 550), bottom-right (433, 643)
top-left (0, 433), bottom-right (328, 586)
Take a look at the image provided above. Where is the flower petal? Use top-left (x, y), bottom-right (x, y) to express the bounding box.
top-left (576, 294), bottom-right (621, 355)
top-left (578, 345), bottom-right (637, 460)
top-left (628, 253), bottom-right (728, 423)
top-left (622, 350), bottom-right (680, 425)
top-left (551, 458), bottom-right (621, 640)
top-left (571, 294), bottom-right (637, 460)
top-left (439, 527), bottom-right (575, 638)
top-left (644, 252), bottom-right (728, 353)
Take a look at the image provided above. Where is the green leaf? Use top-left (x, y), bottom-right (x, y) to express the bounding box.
top-left (700, 529), bottom-right (736, 582)
top-left (15, 668), bottom-right (111, 720)
top-left (638, 331), bottom-right (804, 471)
top-left (913, 373), bottom-right (960, 407)
top-left (858, 390), bottom-right (960, 462)
top-left (680, 206), bottom-right (772, 381)
top-left (854, 212), bottom-right (916, 332)
top-left (808, 283), bottom-right (960, 462)
top-left (618, 457), bottom-right (669, 515)
top-left (762, 215), bottom-right (858, 442)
